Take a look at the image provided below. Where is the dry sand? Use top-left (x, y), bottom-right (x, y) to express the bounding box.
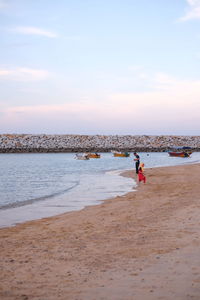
top-left (1, 163), bottom-right (200, 300)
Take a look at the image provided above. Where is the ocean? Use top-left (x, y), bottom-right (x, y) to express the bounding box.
top-left (0, 152), bottom-right (200, 227)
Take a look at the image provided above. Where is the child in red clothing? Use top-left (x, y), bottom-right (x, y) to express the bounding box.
top-left (138, 167), bottom-right (146, 183)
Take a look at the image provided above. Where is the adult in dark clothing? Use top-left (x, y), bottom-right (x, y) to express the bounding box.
top-left (134, 152), bottom-right (140, 174)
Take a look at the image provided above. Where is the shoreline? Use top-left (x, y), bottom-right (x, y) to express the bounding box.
top-left (1, 151), bottom-right (199, 228)
top-left (1, 163), bottom-right (200, 299)
top-left (0, 167), bottom-right (135, 228)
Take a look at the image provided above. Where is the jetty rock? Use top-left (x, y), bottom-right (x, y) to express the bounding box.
top-left (0, 134), bottom-right (200, 153)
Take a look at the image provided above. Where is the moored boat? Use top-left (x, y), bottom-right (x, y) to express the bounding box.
top-left (168, 151), bottom-right (190, 158)
top-left (86, 153), bottom-right (101, 158)
top-left (112, 151), bottom-right (130, 157)
top-left (168, 146), bottom-right (192, 158)
top-left (74, 153), bottom-right (89, 160)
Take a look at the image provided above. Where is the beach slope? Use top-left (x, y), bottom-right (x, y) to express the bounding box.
top-left (1, 164), bottom-right (200, 299)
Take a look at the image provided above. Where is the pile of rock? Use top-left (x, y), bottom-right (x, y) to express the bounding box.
top-left (0, 134), bottom-right (200, 153)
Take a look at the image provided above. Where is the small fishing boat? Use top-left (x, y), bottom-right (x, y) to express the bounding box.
top-left (112, 151), bottom-right (130, 157)
top-left (168, 151), bottom-right (190, 158)
top-left (86, 153), bottom-right (101, 158)
top-left (168, 146), bottom-right (192, 158)
top-left (74, 153), bottom-right (89, 160)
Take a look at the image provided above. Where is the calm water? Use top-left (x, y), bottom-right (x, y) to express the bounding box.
top-left (0, 152), bottom-right (200, 227)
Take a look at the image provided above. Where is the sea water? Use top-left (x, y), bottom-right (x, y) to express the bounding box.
top-left (0, 152), bottom-right (200, 227)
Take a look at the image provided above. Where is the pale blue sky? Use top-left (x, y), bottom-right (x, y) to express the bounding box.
top-left (0, 0), bottom-right (200, 135)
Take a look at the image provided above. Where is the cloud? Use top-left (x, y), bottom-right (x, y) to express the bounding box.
top-left (1, 71), bottom-right (200, 134)
top-left (12, 26), bottom-right (58, 38)
top-left (1, 73), bottom-right (200, 133)
top-left (0, 67), bottom-right (51, 81)
top-left (179, 0), bottom-right (200, 21)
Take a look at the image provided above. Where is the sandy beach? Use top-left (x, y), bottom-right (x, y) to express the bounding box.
top-left (1, 163), bottom-right (200, 300)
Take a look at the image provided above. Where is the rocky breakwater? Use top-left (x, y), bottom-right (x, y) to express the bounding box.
top-left (0, 134), bottom-right (200, 153)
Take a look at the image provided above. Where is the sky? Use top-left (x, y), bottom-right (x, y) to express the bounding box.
top-left (0, 0), bottom-right (200, 135)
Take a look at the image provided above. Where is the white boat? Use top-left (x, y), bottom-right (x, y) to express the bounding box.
top-left (74, 153), bottom-right (89, 160)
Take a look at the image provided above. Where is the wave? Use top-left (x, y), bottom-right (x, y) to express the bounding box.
top-left (0, 180), bottom-right (80, 211)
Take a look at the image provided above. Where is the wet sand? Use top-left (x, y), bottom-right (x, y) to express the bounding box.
top-left (1, 163), bottom-right (200, 300)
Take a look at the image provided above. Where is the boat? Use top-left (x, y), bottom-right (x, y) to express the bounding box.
top-left (168, 147), bottom-right (192, 158)
top-left (112, 151), bottom-right (130, 157)
top-left (86, 153), bottom-right (101, 158)
top-left (168, 151), bottom-right (190, 157)
top-left (74, 153), bottom-right (89, 160)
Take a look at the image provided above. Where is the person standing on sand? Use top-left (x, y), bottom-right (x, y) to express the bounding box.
top-left (138, 166), bottom-right (146, 183)
top-left (133, 152), bottom-right (140, 174)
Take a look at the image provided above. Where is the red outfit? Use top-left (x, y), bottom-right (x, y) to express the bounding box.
top-left (138, 169), bottom-right (146, 183)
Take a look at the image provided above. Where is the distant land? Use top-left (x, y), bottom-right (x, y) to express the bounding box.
top-left (0, 134), bottom-right (200, 153)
